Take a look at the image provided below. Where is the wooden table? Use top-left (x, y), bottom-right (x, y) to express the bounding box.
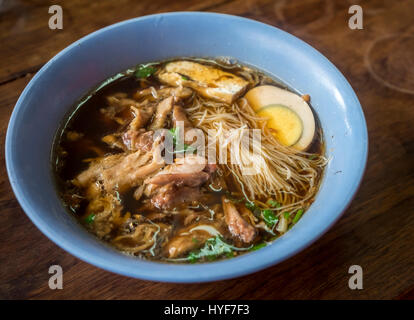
top-left (1, 0), bottom-right (413, 300)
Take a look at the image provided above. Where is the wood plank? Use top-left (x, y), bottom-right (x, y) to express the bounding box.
top-left (0, 0), bottom-right (231, 83)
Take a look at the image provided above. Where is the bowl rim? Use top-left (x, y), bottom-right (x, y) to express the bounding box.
top-left (6, 11), bottom-right (368, 283)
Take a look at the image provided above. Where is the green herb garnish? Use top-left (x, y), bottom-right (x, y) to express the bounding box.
top-left (134, 64), bottom-right (157, 78)
top-left (169, 127), bottom-right (177, 138)
top-left (262, 209), bottom-right (278, 226)
top-left (84, 213), bottom-right (95, 224)
top-left (168, 127), bottom-right (196, 154)
top-left (245, 201), bottom-right (256, 211)
top-left (185, 237), bottom-right (251, 263)
top-left (292, 209), bottom-right (304, 224)
top-left (188, 252), bottom-right (199, 264)
top-left (114, 190), bottom-right (122, 202)
top-left (181, 75), bottom-right (190, 81)
top-left (283, 212), bottom-right (290, 219)
top-left (173, 143), bottom-right (196, 154)
top-left (267, 199), bottom-right (281, 208)
top-left (244, 201), bottom-right (262, 218)
top-left (250, 242), bottom-right (267, 251)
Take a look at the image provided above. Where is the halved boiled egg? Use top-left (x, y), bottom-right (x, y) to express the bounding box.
top-left (257, 105), bottom-right (303, 147)
top-left (244, 85), bottom-right (315, 151)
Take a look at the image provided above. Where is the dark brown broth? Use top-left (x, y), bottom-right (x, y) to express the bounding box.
top-left (53, 58), bottom-right (324, 262)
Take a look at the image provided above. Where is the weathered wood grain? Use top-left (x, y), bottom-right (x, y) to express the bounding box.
top-left (0, 0), bottom-right (230, 84)
top-left (0, 0), bottom-right (413, 299)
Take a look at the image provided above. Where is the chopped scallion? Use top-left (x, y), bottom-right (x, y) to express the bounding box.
top-left (250, 242), bottom-right (267, 251)
top-left (262, 209), bottom-right (278, 226)
top-left (293, 209), bottom-right (304, 224)
top-left (134, 65), bottom-right (157, 78)
top-left (85, 213), bottom-right (95, 224)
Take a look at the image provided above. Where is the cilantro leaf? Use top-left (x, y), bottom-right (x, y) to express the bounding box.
top-left (262, 209), bottom-right (278, 226)
top-left (84, 213), bottom-right (95, 224)
top-left (185, 237), bottom-right (251, 263)
top-left (169, 127), bottom-right (196, 154)
top-left (135, 65), bottom-right (157, 78)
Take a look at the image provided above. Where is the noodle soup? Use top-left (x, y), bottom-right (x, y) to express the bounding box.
top-left (53, 58), bottom-right (326, 263)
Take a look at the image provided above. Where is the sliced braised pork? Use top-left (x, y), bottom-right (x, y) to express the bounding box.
top-left (151, 183), bottom-right (202, 210)
top-left (145, 155), bottom-right (212, 187)
top-left (122, 130), bottom-right (154, 152)
top-left (222, 197), bottom-right (257, 243)
top-left (148, 96), bottom-right (173, 130)
top-left (73, 144), bottom-right (164, 193)
top-left (172, 105), bottom-right (193, 129)
top-left (129, 105), bottom-right (154, 131)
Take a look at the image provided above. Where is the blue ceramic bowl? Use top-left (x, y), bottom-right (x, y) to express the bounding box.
top-left (6, 12), bottom-right (368, 282)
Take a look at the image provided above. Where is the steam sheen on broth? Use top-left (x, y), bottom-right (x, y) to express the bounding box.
top-left (53, 58), bottom-right (326, 263)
